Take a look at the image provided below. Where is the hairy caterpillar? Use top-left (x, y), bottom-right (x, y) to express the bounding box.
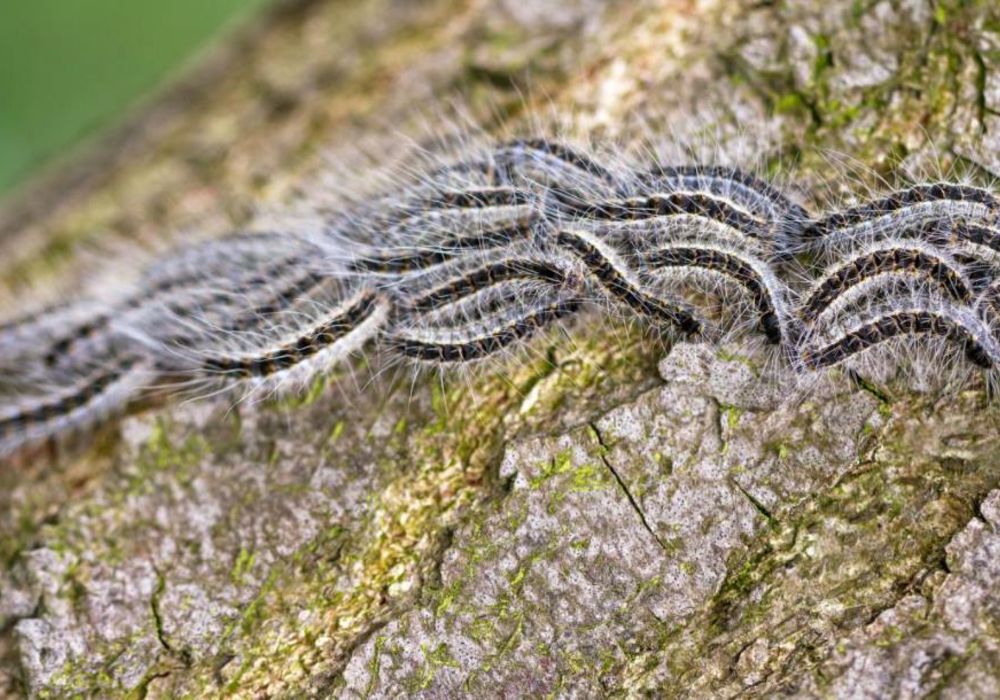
top-left (148, 286), bottom-right (389, 397)
top-left (799, 241), bottom-right (974, 323)
top-left (346, 217), bottom-right (537, 276)
top-left (385, 293), bottom-right (582, 363)
top-left (800, 304), bottom-right (1000, 371)
top-left (4, 135), bottom-right (1000, 459)
top-left (0, 354), bottom-right (151, 457)
top-left (552, 190), bottom-right (768, 240)
top-left (406, 259), bottom-right (566, 312)
top-left (639, 241), bottom-right (795, 345)
top-left (637, 164), bottom-right (810, 234)
top-left (799, 184), bottom-right (1000, 260)
top-left (494, 138), bottom-right (620, 193)
top-left (554, 228), bottom-right (704, 335)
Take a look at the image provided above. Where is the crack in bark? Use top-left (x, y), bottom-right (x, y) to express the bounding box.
top-left (134, 669), bottom-right (174, 699)
top-left (150, 568), bottom-right (172, 653)
top-left (730, 479), bottom-right (775, 524)
top-left (709, 397), bottom-right (727, 455)
top-left (589, 423), bottom-right (668, 552)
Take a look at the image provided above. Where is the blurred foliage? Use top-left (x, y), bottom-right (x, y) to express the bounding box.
top-left (0, 0), bottom-right (270, 196)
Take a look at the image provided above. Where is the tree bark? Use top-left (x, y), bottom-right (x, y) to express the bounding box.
top-left (3, 0), bottom-right (1000, 697)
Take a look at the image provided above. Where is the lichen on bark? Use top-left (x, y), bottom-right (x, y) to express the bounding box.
top-left (3, 0), bottom-right (1000, 697)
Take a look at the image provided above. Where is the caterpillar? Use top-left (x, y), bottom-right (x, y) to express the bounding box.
top-left (554, 228), bottom-right (704, 335)
top-left (637, 164), bottom-right (809, 230)
top-left (799, 241), bottom-right (974, 324)
top-left (1, 232), bottom-right (326, 381)
top-left (403, 257), bottom-right (571, 315)
top-left (551, 190), bottom-right (767, 240)
top-left (0, 354), bottom-right (151, 458)
top-left (798, 184), bottom-right (1000, 260)
top-left (384, 292), bottom-right (582, 363)
top-left (158, 287), bottom-right (388, 393)
top-left (799, 304), bottom-right (1000, 371)
top-left (4, 136), bottom-right (1000, 459)
top-left (639, 241), bottom-right (795, 345)
top-left (346, 217), bottom-right (537, 276)
top-left (494, 138), bottom-right (620, 193)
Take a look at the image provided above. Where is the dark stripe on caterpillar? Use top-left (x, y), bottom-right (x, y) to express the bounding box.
top-left (42, 253), bottom-right (313, 368)
top-left (802, 309), bottom-right (995, 370)
top-left (550, 190), bottom-right (764, 237)
top-left (494, 138), bottom-right (618, 186)
top-left (406, 259), bottom-right (569, 314)
top-left (385, 297), bottom-right (582, 363)
top-left (347, 219), bottom-right (536, 275)
top-left (0, 356), bottom-right (142, 441)
top-left (199, 290), bottom-right (380, 379)
top-left (803, 184), bottom-right (999, 239)
top-left (421, 187), bottom-right (533, 209)
top-left (640, 164), bottom-right (810, 222)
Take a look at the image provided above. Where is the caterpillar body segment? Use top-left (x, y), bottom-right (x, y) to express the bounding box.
top-left (548, 189), bottom-right (768, 241)
top-left (0, 301), bottom-right (109, 373)
top-left (805, 184), bottom-right (999, 237)
top-left (346, 216), bottom-right (539, 276)
top-left (153, 287), bottom-right (389, 395)
top-left (399, 256), bottom-right (574, 319)
top-left (634, 164), bottom-right (810, 254)
top-left (24, 233), bottom-right (331, 380)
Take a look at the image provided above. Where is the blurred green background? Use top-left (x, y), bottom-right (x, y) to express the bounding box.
top-left (0, 0), bottom-right (270, 197)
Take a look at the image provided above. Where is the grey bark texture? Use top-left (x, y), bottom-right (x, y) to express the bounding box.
top-left (3, 0), bottom-right (1000, 697)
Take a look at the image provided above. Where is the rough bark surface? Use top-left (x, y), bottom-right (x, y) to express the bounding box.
top-left (2, 0), bottom-right (1000, 697)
